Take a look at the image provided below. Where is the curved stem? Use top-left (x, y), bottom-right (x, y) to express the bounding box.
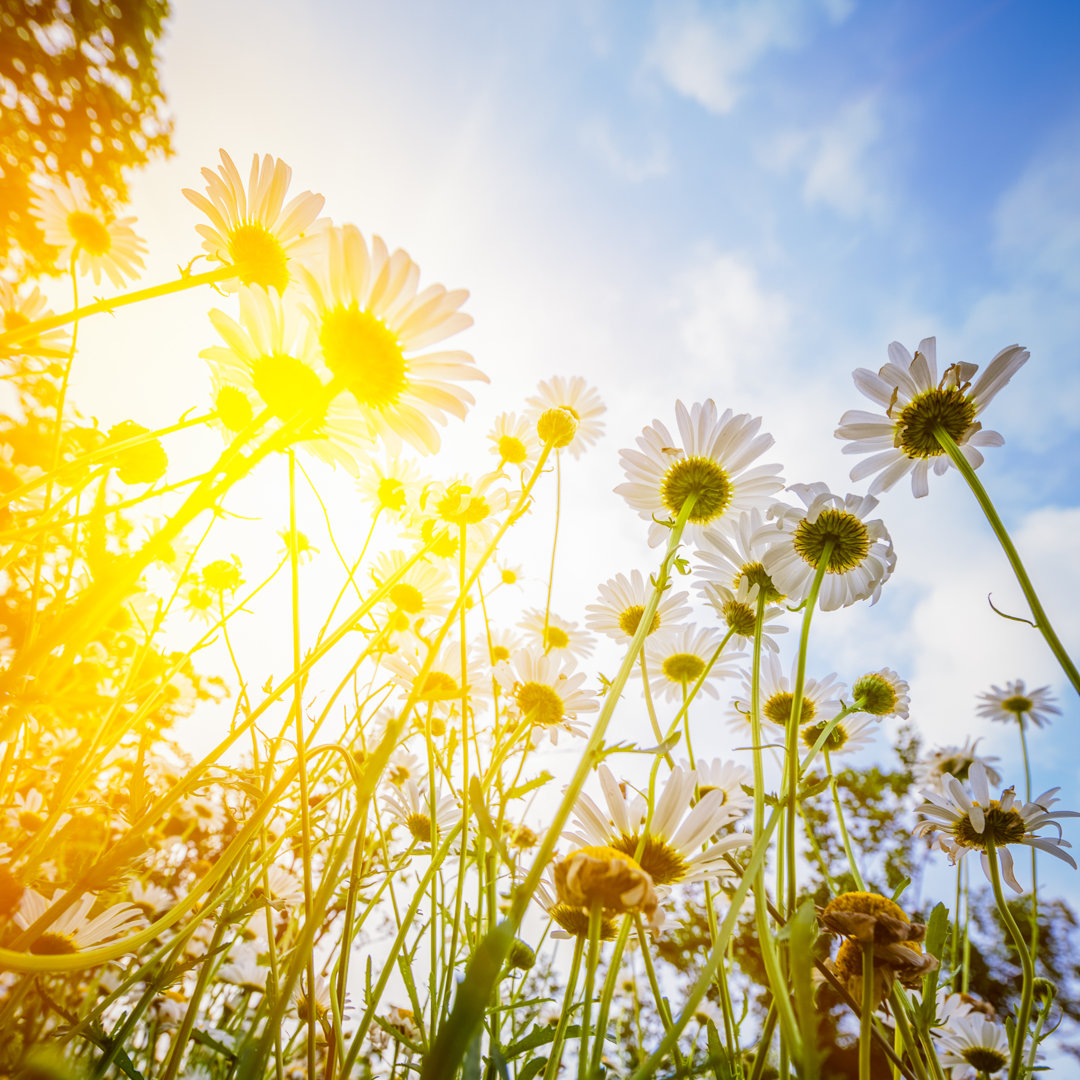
top-left (933, 425), bottom-right (1080, 697)
top-left (984, 838), bottom-right (1035, 1080)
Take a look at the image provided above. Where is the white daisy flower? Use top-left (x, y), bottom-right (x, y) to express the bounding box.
top-left (850, 667), bottom-right (910, 720)
top-left (697, 577), bottom-right (788, 653)
top-left (488, 411), bottom-right (539, 469)
top-left (915, 761), bottom-right (1079, 892)
top-left (727, 653), bottom-right (845, 737)
top-left (585, 569), bottom-right (691, 642)
top-left (691, 758), bottom-right (753, 826)
top-left (645, 624), bottom-right (743, 703)
top-left (370, 550), bottom-right (454, 631)
top-left (472, 627), bottom-right (523, 668)
top-left (0, 281), bottom-right (70, 361)
top-left (914, 739), bottom-right (1002, 795)
top-left (761, 483), bottom-right (896, 611)
top-left (975, 679), bottom-right (1060, 730)
top-left (30, 176), bottom-right (146, 287)
top-left (616, 400), bottom-right (784, 548)
top-left (935, 1013), bottom-right (1010, 1079)
top-left (381, 637), bottom-right (483, 709)
top-left (800, 712), bottom-right (878, 757)
top-left (519, 608), bottom-right (596, 660)
top-left (15, 889), bottom-right (144, 955)
top-left (494, 648), bottom-right (599, 742)
top-left (202, 286), bottom-right (371, 473)
top-left (355, 451), bottom-right (425, 521)
top-left (297, 224), bottom-right (487, 455)
top-left (696, 508), bottom-right (786, 599)
top-left (183, 149), bottom-right (325, 292)
top-left (219, 942), bottom-right (266, 993)
top-left (567, 763), bottom-right (751, 887)
top-left (835, 337), bottom-right (1028, 498)
top-left (525, 375), bottom-right (606, 458)
top-left (383, 776), bottom-right (458, 847)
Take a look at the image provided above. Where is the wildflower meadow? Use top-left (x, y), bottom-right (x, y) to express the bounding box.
top-left (2, 5), bottom-right (1079, 1080)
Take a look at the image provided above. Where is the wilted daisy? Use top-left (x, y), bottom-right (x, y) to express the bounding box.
top-left (519, 608), bottom-right (595, 660)
top-left (554, 845), bottom-right (660, 925)
top-left (914, 739), bottom-right (1002, 794)
top-left (935, 1013), bottom-right (1010, 1079)
top-left (30, 176), bottom-right (146, 287)
top-left (568, 763), bottom-right (752, 887)
top-left (297, 224), bottom-right (486, 454)
top-left (915, 761), bottom-right (1079, 891)
top-left (761, 483), bottom-right (896, 611)
top-left (728, 653), bottom-right (845, 737)
top-left (16, 888), bottom-right (143, 955)
top-left (184, 150), bottom-right (325, 292)
top-left (646, 624), bottom-right (742, 703)
top-left (202, 286), bottom-right (370, 472)
top-left (836, 337), bottom-right (1028, 498)
top-left (494, 648), bottom-right (599, 741)
top-left (488, 411), bottom-right (539, 469)
top-left (383, 776), bottom-right (458, 846)
top-left (526, 375), bottom-right (606, 458)
top-left (975, 679), bottom-right (1060, 730)
top-left (585, 569), bottom-right (691, 642)
top-left (850, 668), bottom-right (909, 720)
top-left (534, 874), bottom-right (619, 940)
top-left (616, 401), bottom-right (784, 548)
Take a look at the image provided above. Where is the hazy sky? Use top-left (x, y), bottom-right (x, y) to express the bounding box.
top-left (62, 0), bottom-right (1080, 893)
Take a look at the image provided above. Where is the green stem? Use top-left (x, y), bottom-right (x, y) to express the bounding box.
top-left (933, 425), bottom-right (1080, 697)
top-left (985, 838), bottom-right (1035, 1080)
top-left (589, 914), bottom-right (634, 1076)
top-left (1018, 719), bottom-right (1038, 965)
top-left (541, 936), bottom-right (585, 1080)
top-left (826, 750), bottom-right (865, 890)
top-left (579, 903), bottom-right (603, 1080)
top-left (634, 914), bottom-right (684, 1073)
top-left (860, 941), bottom-right (875, 1080)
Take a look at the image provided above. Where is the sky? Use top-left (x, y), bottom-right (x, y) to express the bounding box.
top-left (58, 0), bottom-right (1080, 904)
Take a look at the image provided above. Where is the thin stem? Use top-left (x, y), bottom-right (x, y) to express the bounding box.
top-left (934, 424), bottom-right (1080, 697)
top-left (826, 750), bottom-right (865, 890)
top-left (589, 915), bottom-right (634, 1076)
top-left (579, 903), bottom-right (603, 1080)
top-left (984, 838), bottom-right (1035, 1080)
top-left (1018, 718), bottom-right (1039, 964)
top-left (541, 937), bottom-right (585, 1080)
top-left (860, 941), bottom-right (875, 1080)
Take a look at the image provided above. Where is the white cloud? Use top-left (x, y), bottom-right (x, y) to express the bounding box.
top-left (646, 0), bottom-right (853, 114)
top-left (578, 114), bottom-right (670, 181)
top-left (762, 94), bottom-right (885, 219)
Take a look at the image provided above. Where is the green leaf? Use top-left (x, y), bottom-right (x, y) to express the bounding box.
top-left (506, 772), bottom-right (554, 801)
top-left (917, 901), bottom-right (950, 1026)
top-left (503, 1023), bottom-right (582, 1059)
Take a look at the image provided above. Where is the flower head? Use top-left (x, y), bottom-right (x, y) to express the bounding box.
top-left (645, 624), bottom-right (743, 703)
top-left (851, 668), bottom-right (910, 720)
top-left (488, 411), bottom-right (539, 469)
top-left (519, 608), bottom-right (595, 660)
top-left (297, 224), bottom-right (486, 454)
top-left (15, 889), bottom-right (143, 955)
top-left (727, 653), bottom-right (845, 738)
top-left (585, 569), bottom-right (691, 642)
top-left (935, 1013), bottom-right (1010, 1079)
top-left (914, 739), bottom-right (1002, 795)
top-left (494, 649), bottom-right (598, 742)
top-left (553, 845), bottom-right (659, 923)
top-left (915, 761), bottom-right (1079, 891)
top-left (526, 376), bottom-right (605, 458)
top-left (761, 483), bottom-right (895, 611)
top-left (976, 679), bottom-right (1060, 730)
top-left (836, 337), bottom-right (1028, 498)
top-left (184, 150), bottom-right (325, 292)
top-left (616, 401), bottom-right (783, 548)
top-left (31, 176), bottom-right (146, 287)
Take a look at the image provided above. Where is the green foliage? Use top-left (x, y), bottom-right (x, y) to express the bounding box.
top-left (0, 0), bottom-right (173, 275)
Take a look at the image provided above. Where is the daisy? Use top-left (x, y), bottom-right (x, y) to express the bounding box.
top-left (584, 569), bottom-right (691, 642)
top-left (202, 286), bottom-right (371, 473)
top-left (0, 281), bottom-right (69, 361)
top-left (15, 888), bottom-right (143, 955)
top-left (800, 713), bottom-right (877, 757)
top-left (935, 1013), bottom-right (1010, 1079)
top-left (975, 679), bottom-right (1060, 730)
top-left (915, 761), bottom-right (1079, 892)
top-left (355, 451), bottom-right (425, 521)
top-left (519, 608), bottom-right (595, 660)
top-left (219, 942), bottom-right (266, 993)
top-left (835, 337), bottom-right (1028, 498)
top-left (419, 473), bottom-right (510, 545)
top-left (760, 483), bottom-right (896, 611)
top-left (488, 411), bottom-right (539, 469)
top-left (727, 653), bottom-right (845, 736)
top-left (616, 401), bottom-right (784, 548)
top-left (370, 550), bottom-right (453, 631)
top-left (472, 627), bottom-right (523, 668)
top-left (30, 176), bottom-right (146, 287)
top-left (534, 875), bottom-right (620, 941)
top-left (697, 578), bottom-right (787, 653)
top-left (381, 637), bottom-right (482, 709)
top-left (525, 375), bottom-right (605, 458)
top-left (692, 758), bottom-right (753, 825)
top-left (914, 739), bottom-right (1002, 794)
top-left (645, 624), bottom-right (743, 703)
top-left (553, 846), bottom-right (660, 925)
top-left (183, 149), bottom-right (325, 292)
top-left (383, 775), bottom-right (458, 847)
top-left (297, 223), bottom-right (487, 454)
top-left (494, 648), bottom-right (599, 742)
top-left (850, 668), bottom-right (910, 720)
top-left (568, 763), bottom-right (752, 887)
top-left (696, 508), bottom-right (786, 602)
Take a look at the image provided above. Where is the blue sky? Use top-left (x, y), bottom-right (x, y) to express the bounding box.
top-left (67, 0), bottom-right (1080, 903)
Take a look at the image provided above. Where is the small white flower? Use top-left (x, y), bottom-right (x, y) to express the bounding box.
top-left (935, 1012), bottom-right (1010, 1079)
top-left (645, 624), bottom-right (743, 703)
top-left (975, 679), bottom-right (1060, 730)
top-left (914, 739), bottom-right (1002, 795)
top-left (585, 569), bottom-right (691, 642)
top-left (525, 376), bottom-right (606, 458)
top-left (519, 608), bottom-right (596, 660)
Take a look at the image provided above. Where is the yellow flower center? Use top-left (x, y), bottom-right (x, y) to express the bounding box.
top-left (853, 673), bottom-right (898, 716)
top-left (319, 305), bottom-right (407, 408)
top-left (543, 625), bottom-right (570, 650)
top-left (801, 719), bottom-right (847, 750)
top-left (954, 801), bottom-right (1028, 850)
top-left (722, 599), bottom-right (756, 636)
top-left (30, 931), bottom-right (79, 955)
top-left (417, 671), bottom-right (459, 699)
top-left (735, 561), bottom-right (783, 603)
top-left (435, 486), bottom-right (490, 526)
top-left (962, 1048), bottom-right (1008, 1073)
top-left (214, 385), bottom-right (255, 431)
top-left (893, 386), bottom-right (977, 459)
top-left (764, 692), bottom-right (815, 727)
top-left (660, 456), bottom-right (732, 523)
top-left (497, 434), bottom-right (528, 464)
top-left (227, 223), bottom-right (289, 292)
top-left (610, 833), bottom-right (690, 886)
top-left (824, 891), bottom-right (907, 922)
top-left (662, 652), bottom-right (705, 683)
top-left (67, 210), bottom-right (112, 256)
top-left (376, 477), bottom-right (407, 512)
top-left (1000, 695), bottom-right (1033, 716)
top-left (618, 605), bottom-right (660, 637)
top-left (793, 508), bottom-right (870, 572)
top-left (406, 812), bottom-right (433, 843)
top-left (516, 682), bottom-right (564, 726)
